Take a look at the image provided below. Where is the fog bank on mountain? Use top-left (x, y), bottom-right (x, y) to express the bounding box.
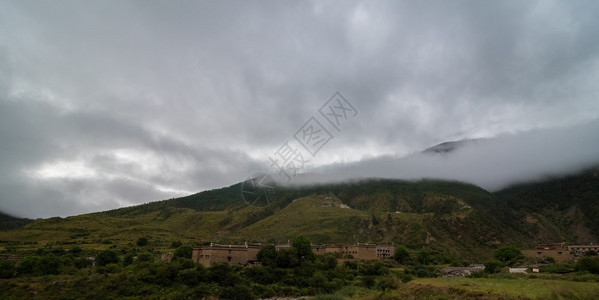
top-left (293, 119), bottom-right (599, 191)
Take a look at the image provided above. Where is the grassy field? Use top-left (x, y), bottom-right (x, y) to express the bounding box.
top-left (311, 277), bottom-right (599, 300)
top-left (409, 277), bottom-right (599, 299)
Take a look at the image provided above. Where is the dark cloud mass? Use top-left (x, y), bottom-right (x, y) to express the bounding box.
top-left (0, 1), bottom-right (598, 218)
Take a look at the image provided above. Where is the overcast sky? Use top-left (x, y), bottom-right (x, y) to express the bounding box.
top-left (1, 1), bottom-right (598, 218)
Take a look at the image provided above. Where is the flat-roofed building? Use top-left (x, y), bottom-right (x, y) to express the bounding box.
top-left (522, 248), bottom-right (572, 262)
top-left (567, 244), bottom-right (599, 255)
top-left (192, 243), bottom-right (262, 267)
top-left (376, 244), bottom-right (395, 259)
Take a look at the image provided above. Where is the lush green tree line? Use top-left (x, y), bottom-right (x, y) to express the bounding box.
top-left (0, 236), bottom-right (413, 299)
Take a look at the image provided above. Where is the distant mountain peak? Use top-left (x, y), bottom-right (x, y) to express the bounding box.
top-left (422, 139), bottom-right (485, 154)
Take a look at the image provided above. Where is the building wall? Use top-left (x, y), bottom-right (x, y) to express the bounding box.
top-left (567, 245), bottom-right (599, 253)
top-left (325, 245), bottom-right (343, 255)
top-left (336, 244), bottom-right (379, 260)
top-left (376, 244), bottom-right (395, 259)
top-left (191, 242), bottom-right (393, 267)
top-left (312, 245), bottom-right (327, 255)
top-left (355, 244), bottom-right (378, 260)
top-left (192, 245), bottom-right (261, 267)
top-left (522, 249), bottom-right (572, 262)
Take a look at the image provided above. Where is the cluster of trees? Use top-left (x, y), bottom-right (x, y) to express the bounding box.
top-left (5, 235), bottom-right (597, 298)
top-left (0, 236), bottom-right (413, 299)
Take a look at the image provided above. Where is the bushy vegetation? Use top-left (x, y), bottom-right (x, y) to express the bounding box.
top-left (0, 236), bottom-right (415, 299)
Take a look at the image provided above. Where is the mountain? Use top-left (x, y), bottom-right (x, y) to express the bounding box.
top-left (0, 154), bottom-right (597, 261)
top-left (0, 211), bottom-right (32, 231)
top-left (497, 167), bottom-right (599, 244)
top-left (422, 139), bottom-right (485, 154)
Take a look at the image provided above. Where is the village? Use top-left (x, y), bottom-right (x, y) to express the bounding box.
top-left (159, 240), bottom-right (599, 273)
top-left (161, 242), bottom-right (396, 267)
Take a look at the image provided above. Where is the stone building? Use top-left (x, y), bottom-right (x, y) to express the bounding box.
top-left (192, 243), bottom-right (262, 267)
top-left (567, 244), bottom-right (599, 255)
top-left (521, 243), bottom-right (572, 262)
top-left (376, 244), bottom-right (395, 259)
top-left (321, 243), bottom-right (390, 260)
top-left (191, 242), bottom-right (395, 267)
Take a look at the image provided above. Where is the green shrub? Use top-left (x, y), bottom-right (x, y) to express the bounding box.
top-left (375, 275), bottom-right (400, 291)
top-left (136, 237), bottom-right (148, 246)
top-left (572, 271), bottom-right (599, 282)
top-left (393, 245), bottom-right (410, 264)
top-left (97, 250), bottom-right (120, 266)
top-left (576, 257), bottom-right (599, 274)
top-left (539, 263), bottom-right (574, 273)
top-left (360, 275), bottom-right (376, 288)
top-left (484, 259), bottom-right (503, 274)
top-left (0, 260), bottom-right (15, 279)
top-left (137, 252), bottom-right (154, 263)
top-left (69, 246), bottom-right (83, 256)
top-left (220, 284), bottom-right (255, 300)
top-left (173, 245), bottom-right (193, 260)
top-left (16, 255), bottom-right (62, 276)
top-left (122, 253), bottom-right (134, 266)
top-left (493, 246), bottom-right (521, 266)
top-left (74, 257), bottom-right (92, 269)
top-left (394, 270), bottom-right (413, 282)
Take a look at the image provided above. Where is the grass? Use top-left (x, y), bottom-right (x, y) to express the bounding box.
top-left (411, 277), bottom-right (599, 299)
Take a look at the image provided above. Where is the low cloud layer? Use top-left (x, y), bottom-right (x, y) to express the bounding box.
top-left (294, 119), bottom-right (599, 191)
top-left (1, 1), bottom-right (598, 218)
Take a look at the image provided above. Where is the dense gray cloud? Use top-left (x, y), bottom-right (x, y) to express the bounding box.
top-left (0, 0), bottom-right (598, 218)
top-left (291, 119), bottom-right (599, 191)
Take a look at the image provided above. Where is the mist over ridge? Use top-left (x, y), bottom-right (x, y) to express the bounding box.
top-left (285, 118), bottom-right (599, 192)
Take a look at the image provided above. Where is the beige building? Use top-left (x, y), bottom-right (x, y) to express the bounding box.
top-left (320, 243), bottom-right (395, 260)
top-left (192, 243), bottom-right (262, 267)
top-left (376, 244), bottom-right (395, 259)
top-left (522, 248), bottom-right (572, 262)
top-left (521, 243), bottom-right (578, 262)
top-left (191, 242), bottom-right (395, 267)
top-left (567, 244), bottom-right (599, 255)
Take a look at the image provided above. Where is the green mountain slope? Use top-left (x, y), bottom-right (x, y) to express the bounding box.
top-left (0, 173), bottom-right (597, 261)
top-left (495, 167), bottom-right (599, 244)
top-left (0, 212), bottom-right (33, 231)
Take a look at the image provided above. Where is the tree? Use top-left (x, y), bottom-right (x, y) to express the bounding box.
top-left (291, 236), bottom-right (315, 262)
top-left (122, 253), bottom-right (134, 266)
top-left (16, 256), bottom-right (61, 276)
top-left (275, 248), bottom-right (298, 268)
top-left (16, 256), bottom-right (39, 275)
top-left (37, 256), bottom-right (61, 275)
top-left (69, 246), bottom-right (83, 256)
top-left (371, 213), bottom-right (379, 225)
top-left (137, 237), bottom-right (149, 246)
top-left (484, 259), bottom-right (502, 274)
top-left (97, 250), bottom-right (120, 266)
top-left (256, 245), bottom-right (277, 267)
top-left (494, 246), bottom-right (521, 265)
top-left (417, 250), bottom-right (430, 265)
top-left (74, 257), bottom-right (92, 269)
top-left (137, 252), bottom-right (154, 263)
top-left (0, 260), bottom-right (15, 279)
top-left (576, 257), bottom-right (599, 274)
top-left (171, 241), bottom-right (183, 248)
top-left (173, 245), bottom-right (193, 260)
top-left (394, 245), bottom-right (410, 264)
